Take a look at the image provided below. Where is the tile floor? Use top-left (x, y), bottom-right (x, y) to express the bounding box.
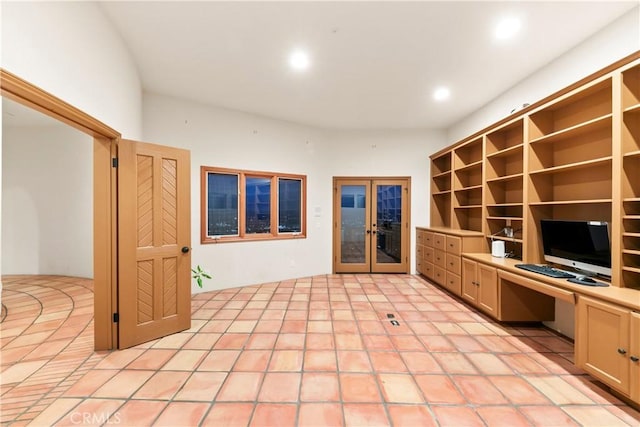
top-left (1, 274), bottom-right (640, 426)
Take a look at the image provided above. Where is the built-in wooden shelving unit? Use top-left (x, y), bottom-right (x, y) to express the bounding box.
top-left (428, 53), bottom-right (640, 288)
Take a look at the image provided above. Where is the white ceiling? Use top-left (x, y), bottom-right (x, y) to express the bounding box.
top-left (37, 2), bottom-right (640, 130)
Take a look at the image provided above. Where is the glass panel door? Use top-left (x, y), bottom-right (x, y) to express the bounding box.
top-left (333, 178), bottom-right (409, 274)
top-left (334, 180), bottom-right (371, 273)
top-left (372, 180), bottom-right (408, 273)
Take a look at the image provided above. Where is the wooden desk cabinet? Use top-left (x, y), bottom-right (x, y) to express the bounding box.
top-left (576, 296), bottom-right (640, 401)
top-left (416, 227), bottom-right (483, 295)
top-left (461, 258), bottom-right (498, 317)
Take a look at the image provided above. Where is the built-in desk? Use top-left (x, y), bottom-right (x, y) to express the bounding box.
top-left (462, 253), bottom-right (640, 311)
top-left (459, 253), bottom-right (640, 408)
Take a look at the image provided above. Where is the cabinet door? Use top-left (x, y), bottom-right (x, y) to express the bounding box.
top-left (576, 296), bottom-right (630, 396)
top-left (461, 258), bottom-right (478, 304)
top-left (477, 264), bottom-right (498, 317)
top-left (631, 312), bottom-right (640, 402)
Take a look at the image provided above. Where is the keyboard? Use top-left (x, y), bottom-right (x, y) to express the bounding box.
top-left (515, 264), bottom-right (575, 278)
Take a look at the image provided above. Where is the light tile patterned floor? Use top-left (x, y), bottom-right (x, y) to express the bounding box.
top-left (1, 274), bottom-right (639, 426)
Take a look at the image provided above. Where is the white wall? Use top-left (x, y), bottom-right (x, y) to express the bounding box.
top-left (1, 1), bottom-right (143, 138)
top-left (2, 125), bottom-right (93, 277)
top-left (447, 6), bottom-right (640, 143)
top-left (143, 93), bottom-right (446, 292)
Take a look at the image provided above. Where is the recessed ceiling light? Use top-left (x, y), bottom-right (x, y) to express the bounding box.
top-left (433, 87), bottom-right (451, 102)
top-left (289, 50), bottom-right (310, 71)
top-left (495, 17), bottom-right (521, 40)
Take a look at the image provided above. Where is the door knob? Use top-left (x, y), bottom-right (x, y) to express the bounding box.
top-left (181, 246), bottom-right (190, 254)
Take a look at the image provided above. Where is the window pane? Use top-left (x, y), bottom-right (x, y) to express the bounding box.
top-left (246, 177), bottom-right (271, 234)
top-left (279, 178), bottom-right (302, 233)
top-left (207, 173), bottom-right (239, 236)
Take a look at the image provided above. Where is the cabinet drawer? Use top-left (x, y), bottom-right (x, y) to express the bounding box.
top-left (425, 247), bottom-right (434, 263)
top-left (445, 272), bottom-right (462, 295)
top-left (433, 265), bottom-right (446, 285)
top-left (446, 253), bottom-right (461, 274)
top-left (433, 233), bottom-right (446, 250)
top-left (424, 262), bottom-right (434, 279)
top-left (425, 232), bottom-right (434, 247)
top-left (434, 250), bottom-right (446, 268)
top-left (446, 236), bottom-right (461, 255)
top-left (417, 230), bottom-right (425, 245)
top-left (416, 245), bottom-right (424, 260)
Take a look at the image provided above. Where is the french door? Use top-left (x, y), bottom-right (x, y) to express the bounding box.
top-left (333, 177), bottom-right (410, 273)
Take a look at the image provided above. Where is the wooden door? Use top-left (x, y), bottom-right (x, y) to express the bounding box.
top-left (371, 179), bottom-right (409, 273)
top-left (477, 264), bottom-right (498, 316)
top-left (334, 179), bottom-right (372, 273)
top-left (118, 139), bottom-right (191, 349)
top-left (631, 312), bottom-right (640, 402)
top-left (576, 296), bottom-right (630, 395)
top-left (333, 178), bottom-right (410, 273)
top-left (461, 258), bottom-right (478, 304)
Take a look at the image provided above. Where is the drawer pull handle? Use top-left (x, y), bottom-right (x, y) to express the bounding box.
top-left (617, 348), bottom-right (627, 355)
top-left (631, 356), bottom-right (639, 362)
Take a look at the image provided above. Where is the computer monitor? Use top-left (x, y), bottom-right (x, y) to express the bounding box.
top-left (540, 219), bottom-right (611, 277)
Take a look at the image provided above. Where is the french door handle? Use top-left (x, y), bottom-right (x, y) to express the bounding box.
top-left (372, 231), bottom-right (377, 234)
top-left (366, 230), bottom-right (371, 234)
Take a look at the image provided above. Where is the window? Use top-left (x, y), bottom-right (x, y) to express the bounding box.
top-left (201, 166), bottom-right (306, 243)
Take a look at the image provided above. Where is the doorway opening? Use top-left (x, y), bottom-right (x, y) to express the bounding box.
top-left (333, 177), bottom-right (411, 273)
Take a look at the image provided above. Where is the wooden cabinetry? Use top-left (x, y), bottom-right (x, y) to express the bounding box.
top-left (428, 53), bottom-right (640, 288)
top-left (462, 258), bottom-right (498, 316)
top-left (632, 311), bottom-right (640, 402)
top-left (526, 77), bottom-right (614, 270)
top-left (621, 64), bottom-right (640, 287)
top-left (416, 227), bottom-right (483, 294)
top-left (431, 152), bottom-right (452, 228)
top-left (576, 296), bottom-right (640, 401)
top-left (485, 119), bottom-right (525, 259)
top-left (453, 138), bottom-right (483, 232)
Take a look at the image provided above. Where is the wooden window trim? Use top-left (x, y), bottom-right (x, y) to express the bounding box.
top-left (201, 166), bottom-right (307, 243)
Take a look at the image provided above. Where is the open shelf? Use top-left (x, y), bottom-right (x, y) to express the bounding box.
top-left (431, 152), bottom-right (452, 176)
top-left (432, 170), bottom-right (451, 180)
top-left (454, 205), bottom-right (482, 209)
top-left (454, 138), bottom-right (483, 169)
top-left (486, 216), bottom-right (523, 221)
top-left (624, 104), bottom-right (640, 114)
top-left (529, 114), bottom-right (612, 145)
top-left (455, 159), bottom-right (483, 172)
top-left (623, 110), bottom-right (640, 154)
top-left (489, 235), bottom-right (523, 244)
top-left (433, 190), bottom-right (451, 196)
top-left (486, 119), bottom-right (524, 156)
top-left (529, 199), bottom-right (612, 206)
top-left (622, 64), bottom-right (640, 110)
top-left (528, 78), bottom-right (612, 140)
top-left (529, 156), bottom-right (612, 176)
top-left (486, 173), bottom-right (523, 184)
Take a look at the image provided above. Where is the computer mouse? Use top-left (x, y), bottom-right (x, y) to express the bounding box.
top-left (577, 276), bottom-right (596, 283)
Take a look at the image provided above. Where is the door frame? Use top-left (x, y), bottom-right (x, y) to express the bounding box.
top-left (1, 69), bottom-right (120, 350)
top-left (332, 176), bottom-right (411, 274)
